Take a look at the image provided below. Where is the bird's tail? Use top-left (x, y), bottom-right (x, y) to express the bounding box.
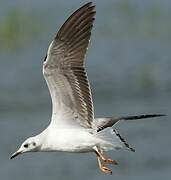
top-left (97, 127), bottom-right (135, 152)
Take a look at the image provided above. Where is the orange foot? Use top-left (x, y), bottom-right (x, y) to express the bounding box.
top-left (104, 158), bottom-right (118, 165)
top-left (100, 166), bottom-right (112, 175)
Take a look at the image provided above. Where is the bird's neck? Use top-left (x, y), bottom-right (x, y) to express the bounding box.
top-left (33, 127), bottom-right (50, 151)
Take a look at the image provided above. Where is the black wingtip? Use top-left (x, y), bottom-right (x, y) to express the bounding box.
top-left (130, 147), bottom-right (136, 152)
top-left (122, 114), bottom-right (167, 121)
top-left (85, 2), bottom-right (96, 11)
top-left (82, 2), bottom-right (94, 8)
top-left (86, 2), bottom-right (93, 5)
top-left (144, 114), bottom-right (167, 118)
top-left (156, 114), bottom-right (167, 117)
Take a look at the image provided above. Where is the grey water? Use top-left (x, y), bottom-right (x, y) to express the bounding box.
top-left (0, 0), bottom-right (170, 180)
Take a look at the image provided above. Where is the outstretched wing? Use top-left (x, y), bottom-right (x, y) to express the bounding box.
top-left (43, 2), bottom-right (95, 128)
top-left (96, 114), bottom-right (166, 132)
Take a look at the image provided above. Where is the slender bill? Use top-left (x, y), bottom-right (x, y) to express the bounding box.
top-left (10, 150), bottom-right (22, 159)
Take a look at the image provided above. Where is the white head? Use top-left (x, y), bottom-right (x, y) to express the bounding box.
top-left (10, 136), bottom-right (41, 159)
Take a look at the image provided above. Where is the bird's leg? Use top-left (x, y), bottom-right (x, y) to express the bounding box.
top-left (94, 146), bottom-right (118, 165)
top-left (96, 155), bottom-right (112, 175)
top-left (100, 151), bottom-right (118, 165)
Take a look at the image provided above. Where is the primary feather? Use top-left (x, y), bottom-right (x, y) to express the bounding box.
top-left (43, 2), bottom-right (95, 128)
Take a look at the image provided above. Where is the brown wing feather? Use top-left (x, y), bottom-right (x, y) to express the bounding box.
top-left (44, 2), bottom-right (95, 128)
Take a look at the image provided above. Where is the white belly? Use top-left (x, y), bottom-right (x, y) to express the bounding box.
top-left (44, 128), bottom-right (99, 153)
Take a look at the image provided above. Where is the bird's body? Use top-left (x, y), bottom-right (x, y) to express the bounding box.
top-left (11, 2), bottom-right (165, 174)
top-left (37, 126), bottom-right (109, 153)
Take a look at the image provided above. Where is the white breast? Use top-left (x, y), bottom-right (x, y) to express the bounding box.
top-left (42, 127), bottom-right (97, 153)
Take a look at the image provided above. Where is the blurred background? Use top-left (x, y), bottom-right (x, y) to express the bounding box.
top-left (0, 0), bottom-right (170, 180)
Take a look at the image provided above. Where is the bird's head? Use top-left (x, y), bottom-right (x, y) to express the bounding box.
top-left (10, 136), bottom-right (40, 159)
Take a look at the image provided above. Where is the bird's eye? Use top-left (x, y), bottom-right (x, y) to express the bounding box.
top-left (24, 144), bottom-right (28, 148)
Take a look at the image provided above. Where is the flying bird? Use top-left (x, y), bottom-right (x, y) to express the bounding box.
top-left (10, 2), bottom-right (165, 174)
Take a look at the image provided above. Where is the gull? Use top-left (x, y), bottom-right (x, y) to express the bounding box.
top-left (10, 2), bottom-right (165, 174)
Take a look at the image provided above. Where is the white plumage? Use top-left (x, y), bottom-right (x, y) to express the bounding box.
top-left (10, 2), bottom-right (165, 174)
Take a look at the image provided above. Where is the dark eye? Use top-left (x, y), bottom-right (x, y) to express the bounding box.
top-left (24, 144), bottom-right (28, 148)
top-left (33, 142), bottom-right (36, 146)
